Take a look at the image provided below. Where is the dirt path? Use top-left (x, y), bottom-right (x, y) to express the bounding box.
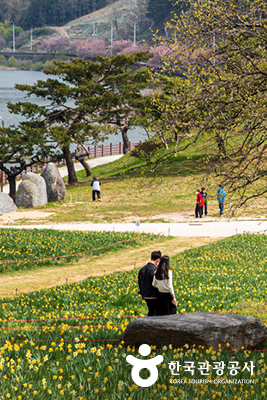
top-left (0, 236), bottom-right (215, 297)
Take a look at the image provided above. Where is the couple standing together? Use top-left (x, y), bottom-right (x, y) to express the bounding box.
top-left (138, 251), bottom-right (177, 316)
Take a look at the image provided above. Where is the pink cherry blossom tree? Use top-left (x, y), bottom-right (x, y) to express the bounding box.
top-left (119, 43), bottom-right (147, 54)
top-left (39, 36), bottom-right (70, 53)
top-left (107, 39), bottom-right (132, 55)
top-left (71, 38), bottom-right (107, 59)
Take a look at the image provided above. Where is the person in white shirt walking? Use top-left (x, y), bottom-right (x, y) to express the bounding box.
top-left (91, 176), bottom-right (101, 201)
top-left (152, 255), bottom-right (177, 315)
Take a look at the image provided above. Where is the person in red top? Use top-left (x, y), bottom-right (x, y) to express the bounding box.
top-left (195, 189), bottom-right (204, 218)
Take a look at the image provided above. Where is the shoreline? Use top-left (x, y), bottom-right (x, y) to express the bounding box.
top-left (0, 66), bottom-right (19, 70)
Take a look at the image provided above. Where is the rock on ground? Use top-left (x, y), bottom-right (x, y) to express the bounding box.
top-left (15, 172), bottom-right (47, 208)
top-left (122, 312), bottom-right (267, 350)
top-left (0, 192), bottom-right (17, 214)
top-left (41, 162), bottom-right (66, 202)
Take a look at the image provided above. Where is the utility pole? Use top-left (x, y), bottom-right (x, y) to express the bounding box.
top-left (133, 21), bottom-right (136, 46)
top-left (111, 21), bottom-right (113, 55)
top-left (93, 22), bottom-right (96, 39)
top-left (13, 23), bottom-right (15, 52)
top-left (30, 28), bottom-right (33, 51)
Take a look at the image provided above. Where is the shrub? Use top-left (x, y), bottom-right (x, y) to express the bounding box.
top-left (0, 54), bottom-right (6, 65)
top-left (7, 56), bottom-right (17, 67)
top-left (19, 63), bottom-right (30, 70)
top-left (131, 138), bottom-right (162, 161)
top-left (32, 61), bottom-right (44, 71)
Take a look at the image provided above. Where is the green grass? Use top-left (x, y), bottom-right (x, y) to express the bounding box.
top-left (16, 146), bottom-right (216, 224)
top-left (0, 228), bottom-right (160, 273)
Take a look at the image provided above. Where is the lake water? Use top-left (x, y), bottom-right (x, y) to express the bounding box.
top-left (0, 69), bottom-right (146, 145)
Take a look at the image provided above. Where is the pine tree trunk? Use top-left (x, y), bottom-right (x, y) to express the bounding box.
top-left (78, 158), bottom-right (92, 176)
top-left (121, 126), bottom-right (129, 154)
top-left (8, 176), bottom-right (16, 201)
top-left (75, 145), bottom-right (92, 176)
top-left (62, 146), bottom-right (77, 184)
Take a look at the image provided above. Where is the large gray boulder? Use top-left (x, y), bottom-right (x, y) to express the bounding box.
top-left (123, 312), bottom-right (267, 350)
top-left (0, 192), bottom-right (17, 214)
top-left (15, 172), bottom-right (47, 208)
top-left (41, 162), bottom-right (66, 202)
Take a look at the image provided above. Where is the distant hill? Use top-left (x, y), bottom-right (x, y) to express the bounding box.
top-left (0, 0), bottom-right (179, 55)
top-left (56, 0), bottom-right (149, 42)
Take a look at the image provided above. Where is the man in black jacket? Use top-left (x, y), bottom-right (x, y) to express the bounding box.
top-left (138, 251), bottom-right (161, 316)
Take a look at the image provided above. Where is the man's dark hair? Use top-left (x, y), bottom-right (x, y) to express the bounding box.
top-left (151, 251), bottom-right (161, 261)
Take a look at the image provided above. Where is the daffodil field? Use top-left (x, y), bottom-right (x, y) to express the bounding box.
top-left (0, 228), bottom-right (158, 272)
top-left (0, 233), bottom-right (267, 399)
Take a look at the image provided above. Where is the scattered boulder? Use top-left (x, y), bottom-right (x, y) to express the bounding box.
top-left (41, 163), bottom-right (66, 202)
top-left (0, 192), bottom-right (17, 214)
top-left (15, 172), bottom-right (47, 208)
top-left (123, 312), bottom-right (267, 350)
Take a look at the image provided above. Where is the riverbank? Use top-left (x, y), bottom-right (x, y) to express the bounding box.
top-left (0, 65), bottom-right (17, 70)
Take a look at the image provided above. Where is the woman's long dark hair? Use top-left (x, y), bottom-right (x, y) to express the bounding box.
top-left (155, 255), bottom-right (170, 280)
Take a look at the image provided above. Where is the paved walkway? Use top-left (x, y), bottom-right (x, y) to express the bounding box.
top-left (2, 154), bottom-right (123, 194)
top-left (4, 220), bottom-right (267, 238)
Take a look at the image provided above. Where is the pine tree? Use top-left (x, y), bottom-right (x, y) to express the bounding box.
top-left (5, 52), bottom-right (152, 189)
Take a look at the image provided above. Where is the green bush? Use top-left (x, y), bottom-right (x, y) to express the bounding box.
top-left (19, 63), bottom-right (30, 70)
top-left (43, 60), bottom-right (54, 69)
top-left (32, 61), bottom-right (44, 71)
top-left (131, 138), bottom-right (163, 161)
top-left (0, 54), bottom-right (6, 65)
top-left (7, 56), bottom-right (17, 67)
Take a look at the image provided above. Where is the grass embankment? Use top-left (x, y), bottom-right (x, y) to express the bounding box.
top-left (0, 234), bottom-right (266, 399)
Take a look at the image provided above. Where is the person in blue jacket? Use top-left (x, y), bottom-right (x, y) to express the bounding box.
top-left (217, 184), bottom-right (226, 216)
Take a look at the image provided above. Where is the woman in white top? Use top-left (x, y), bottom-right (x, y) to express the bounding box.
top-left (152, 255), bottom-right (177, 315)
